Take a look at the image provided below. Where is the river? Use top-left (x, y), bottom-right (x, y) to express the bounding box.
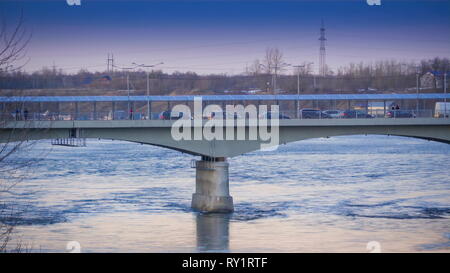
top-left (1, 135), bottom-right (450, 252)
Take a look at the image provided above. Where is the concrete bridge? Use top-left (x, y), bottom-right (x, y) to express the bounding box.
top-left (1, 94), bottom-right (450, 213)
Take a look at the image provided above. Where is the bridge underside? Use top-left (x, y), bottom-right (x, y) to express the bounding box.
top-left (2, 119), bottom-right (449, 213)
top-left (1, 119), bottom-right (449, 157)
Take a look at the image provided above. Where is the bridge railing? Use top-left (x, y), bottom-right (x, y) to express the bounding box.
top-left (277, 109), bottom-right (435, 119)
top-left (0, 109), bottom-right (444, 121)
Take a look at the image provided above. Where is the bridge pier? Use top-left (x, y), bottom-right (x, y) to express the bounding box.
top-left (191, 157), bottom-right (234, 213)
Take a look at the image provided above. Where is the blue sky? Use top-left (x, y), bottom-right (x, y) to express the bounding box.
top-left (1, 0), bottom-right (449, 74)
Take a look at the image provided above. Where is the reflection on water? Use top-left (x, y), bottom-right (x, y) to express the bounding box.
top-left (196, 213), bottom-right (230, 252)
top-left (1, 135), bottom-right (450, 252)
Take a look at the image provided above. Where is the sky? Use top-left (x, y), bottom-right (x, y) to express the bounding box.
top-left (1, 0), bottom-right (449, 75)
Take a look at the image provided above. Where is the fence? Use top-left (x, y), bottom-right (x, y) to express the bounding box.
top-left (1, 108), bottom-right (445, 121)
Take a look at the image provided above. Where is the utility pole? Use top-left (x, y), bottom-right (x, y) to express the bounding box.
top-left (260, 60), bottom-right (289, 94)
top-left (274, 62), bottom-right (291, 94)
top-left (111, 54), bottom-right (114, 74)
top-left (107, 53), bottom-right (110, 73)
top-left (293, 65), bottom-right (302, 95)
top-left (273, 64), bottom-right (277, 94)
top-left (107, 53), bottom-right (115, 73)
top-left (259, 63), bottom-right (271, 93)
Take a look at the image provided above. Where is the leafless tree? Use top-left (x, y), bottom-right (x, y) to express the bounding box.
top-left (0, 9), bottom-right (34, 253)
top-left (247, 59), bottom-right (263, 76)
top-left (0, 10), bottom-right (31, 74)
top-left (263, 47), bottom-right (290, 93)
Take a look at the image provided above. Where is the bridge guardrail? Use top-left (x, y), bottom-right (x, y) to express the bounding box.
top-left (0, 109), bottom-right (446, 122)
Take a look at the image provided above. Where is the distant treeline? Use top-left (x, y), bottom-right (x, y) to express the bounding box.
top-left (0, 57), bottom-right (449, 94)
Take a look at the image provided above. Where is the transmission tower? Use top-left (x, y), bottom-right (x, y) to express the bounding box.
top-left (319, 20), bottom-right (327, 76)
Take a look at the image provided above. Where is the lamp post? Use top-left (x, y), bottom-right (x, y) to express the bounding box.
top-left (293, 65), bottom-right (304, 116)
top-left (132, 62), bottom-right (164, 119)
top-left (416, 66), bottom-right (420, 116)
top-left (293, 62), bottom-right (313, 115)
top-left (445, 71), bottom-right (448, 118)
top-left (113, 64), bottom-right (136, 119)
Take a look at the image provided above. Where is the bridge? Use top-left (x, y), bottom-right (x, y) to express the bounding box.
top-left (1, 93), bottom-right (449, 213)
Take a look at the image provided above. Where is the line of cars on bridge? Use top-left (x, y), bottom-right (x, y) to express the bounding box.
top-left (158, 108), bottom-right (417, 120)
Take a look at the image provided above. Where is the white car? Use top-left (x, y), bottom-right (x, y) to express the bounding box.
top-left (323, 110), bottom-right (343, 118)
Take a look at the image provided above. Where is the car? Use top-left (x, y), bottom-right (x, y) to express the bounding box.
top-left (385, 110), bottom-right (415, 118)
top-left (159, 110), bottom-right (186, 120)
top-left (259, 112), bottom-right (291, 119)
top-left (323, 110), bottom-right (343, 118)
top-left (299, 109), bottom-right (331, 119)
top-left (340, 110), bottom-right (374, 119)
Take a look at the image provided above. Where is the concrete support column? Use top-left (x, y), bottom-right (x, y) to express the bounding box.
top-left (192, 157), bottom-right (234, 213)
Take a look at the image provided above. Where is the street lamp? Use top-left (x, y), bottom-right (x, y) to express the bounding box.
top-left (132, 62), bottom-right (164, 119)
top-left (445, 71), bottom-right (448, 118)
top-left (113, 64), bottom-right (136, 119)
top-left (415, 65), bottom-right (420, 116)
top-left (293, 62), bottom-right (313, 116)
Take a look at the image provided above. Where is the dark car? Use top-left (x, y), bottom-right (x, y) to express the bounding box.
top-left (340, 110), bottom-right (374, 119)
top-left (260, 112), bottom-right (291, 119)
top-left (299, 109), bottom-right (331, 119)
top-left (385, 110), bottom-right (415, 118)
top-left (159, 110), bottom-right (185, 120)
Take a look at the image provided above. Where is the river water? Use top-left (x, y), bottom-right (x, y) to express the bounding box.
top-left (1, 135), bottom-right (450, 252)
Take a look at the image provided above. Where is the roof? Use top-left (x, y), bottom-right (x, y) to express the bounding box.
top-left (0, 93), bottom-right (449, 103)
